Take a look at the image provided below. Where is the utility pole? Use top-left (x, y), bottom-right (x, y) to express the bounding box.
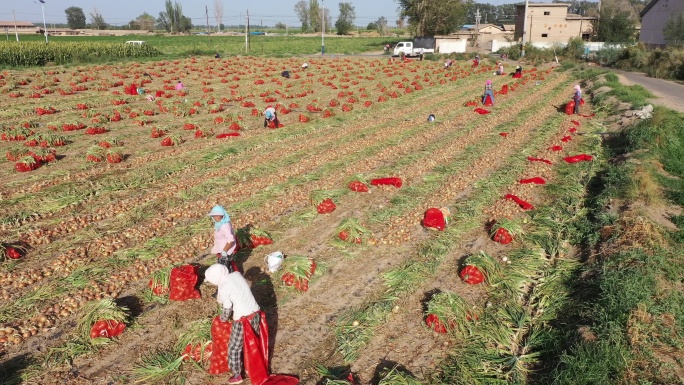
top-left (12, 9), bottom-right (19, 42)
top-left (529, 12), bottom-right (533, 45)
top-left (38, 0), bottom-right (48, 43)
top-left (475, 8), bottom-right (481, 46)
top-left (321, 0), bottom-right (325, 54)
top-left (521, 0), bottom-right (529, 57)
top-left (245, 10), bottom-right (250, 54)
top-left (205, 5), bottom-right (210, 44)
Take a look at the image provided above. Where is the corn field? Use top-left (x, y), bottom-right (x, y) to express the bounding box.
top-left (0, 42), bottom-right (162, 67)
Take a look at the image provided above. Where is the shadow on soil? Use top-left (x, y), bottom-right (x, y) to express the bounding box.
top-left (114, 295), bottom-right (145, 319)
top-left (0, 353), bottom-right (35, 385)
top-left (243, 266), bottom-right (278, 369)
top-left (370, 360), bottom-right (416, 385)
top-left (420, 289), bottom-right (442, 315)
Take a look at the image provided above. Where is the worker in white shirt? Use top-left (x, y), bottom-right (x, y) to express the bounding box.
top-left (205, 264), bottom-right (268, 384)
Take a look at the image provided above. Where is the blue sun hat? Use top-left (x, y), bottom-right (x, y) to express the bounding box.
top-left (208, 205), bottom-right (231, 231)
top-left (264, 109), bottom-right (274, 119)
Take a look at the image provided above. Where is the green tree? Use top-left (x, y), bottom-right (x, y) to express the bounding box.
top-left (180, 16), bottom-right (192, 33)
top-left (275, 22), bottom-right (288, 30)
top-left (592, 0), bottom-right (638, 42)
top-left (335, 2), bottom-right (356, 35)
top-left (553, 0), bottom-right (600, 17)
top-left (157, 12), bottom-right (170, 32)
top-left (294, 0), bottom-right (330, 33)
top-left (367, 22), bottom-right (377, 30)
top-left (309, 0), bottom-right (320, 32)
top-left (214, 0), bottom-right (224, 32)
top-left (130, 12), bottom-right (156, 31)
top-left (375, 16), bottom-right (388, 36)
top-left (157, 0), bottom-right (188, 33)
top-left (65, 7), bottom-right (86, 29)
top-left (294, 1), bottom-right (310, 32)
top-left (397, 0), bottom-right (473, 36)
top-left (89, 8), bottom-right (107, 30)
top-left (663, 12), bottom-right (684, 47)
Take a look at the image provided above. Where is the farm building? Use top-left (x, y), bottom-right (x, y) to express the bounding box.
top-left (435, 35), bottom-right (469, 53)
top-left (639, 0), bottom-right (684, 47)
top-left (449, 24), bottom-right (514, 47)
top-left (514, 3), bottom-right (595, 43)
top-left (0, 21), bottom-right (38, 35)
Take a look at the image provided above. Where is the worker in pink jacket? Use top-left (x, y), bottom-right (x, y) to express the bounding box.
top-left (208, 205), bottom-right (237, 272)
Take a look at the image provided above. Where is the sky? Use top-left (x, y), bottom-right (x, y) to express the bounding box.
top-left (1, 0), bottom-right (520, 27)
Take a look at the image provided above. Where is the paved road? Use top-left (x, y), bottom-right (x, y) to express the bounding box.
top-left (612, 69), bottom-right (684, 112)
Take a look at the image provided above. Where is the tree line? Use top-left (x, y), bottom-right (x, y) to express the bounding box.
top-left (289, 0), bottom-right (650, 41)
top-left (64, 0), bottom-right (208, 33)
top-left (61, 0), bottom-right (682, 45)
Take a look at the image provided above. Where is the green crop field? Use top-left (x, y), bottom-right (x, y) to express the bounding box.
top-left (10, 34), bottom-right (401, 58)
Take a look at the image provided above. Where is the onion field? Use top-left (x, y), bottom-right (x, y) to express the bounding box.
top-left (0, 56), bottom-right (598, 384)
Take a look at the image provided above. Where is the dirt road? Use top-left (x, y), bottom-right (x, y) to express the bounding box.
top-left (613, 69), bottom-right (684, 112)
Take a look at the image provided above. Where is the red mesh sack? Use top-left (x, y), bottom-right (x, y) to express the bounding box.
top-left (209, 316), bottom-right (232, 375)
top-left (492, 227), bottom-right (512, 244)
top-left (371, 177), bottom-right (403, 188)
top-left (483, 94), bottom-right (493, 106)
top-left (90, 320), bottom-right (126, 339)
top-left (316, 198), bottom-right (336, 214)
top-left (169, 264), bottom-right (201, 301)
top-left (563, 154), bottom-right (594, 163)
top-left (348, 181), bottom-right (369, 192)
top-left (182, 342), bottom-right (213, 363)
top-left (519, 177), bottom-right (546, 185)
top-left (504, 194), bottom-right (534, 210)
top-left (422, 208), bottom-right (446, 231)
top-left (565, 101), bottom-right (575, 115)
top-left (124, 83), bottom-right (138, 96)
top-left (425, 314), bottom-right (448, 333)
top-left (216, 133), bottom-right (240, 138)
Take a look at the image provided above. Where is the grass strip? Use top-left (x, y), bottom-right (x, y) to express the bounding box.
top-left (533, 75), bottom-right (684, 385)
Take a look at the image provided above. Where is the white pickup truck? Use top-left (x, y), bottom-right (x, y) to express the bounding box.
top-left (393, 41), bottom-right (435, 57)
